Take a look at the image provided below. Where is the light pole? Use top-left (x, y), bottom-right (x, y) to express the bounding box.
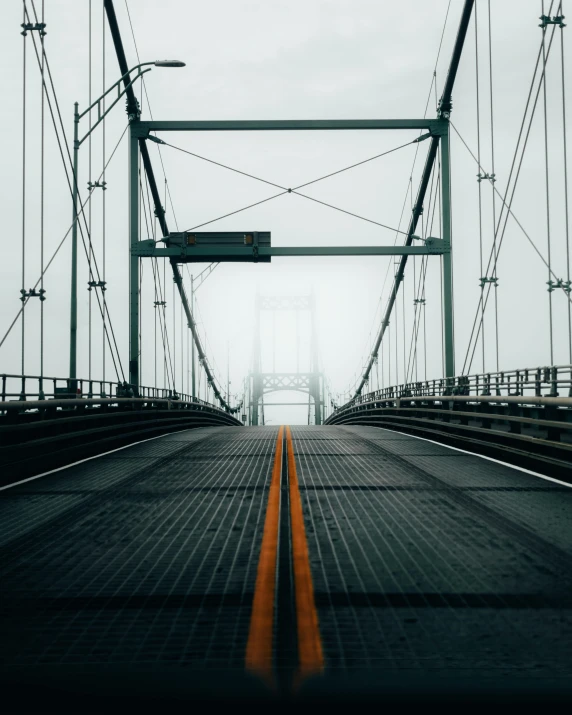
top-left (69, 60), bottom-right (185, 388)
top-left (227, 340), bottom-right (230, 406)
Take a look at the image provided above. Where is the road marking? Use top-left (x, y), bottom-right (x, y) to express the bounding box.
top-left (245, 425), bottom-right (284, 685)
top-left (286, 426), bottom-right (324, 682)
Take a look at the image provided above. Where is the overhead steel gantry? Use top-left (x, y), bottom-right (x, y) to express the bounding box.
top-left (105, 0), bottom-right (475, 403)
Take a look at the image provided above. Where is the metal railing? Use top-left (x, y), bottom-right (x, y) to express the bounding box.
top-left (0, 372), bottom-right (226, 412)
top-left (336, 365), bottom-right (572, 412)
top-left (0, 373), bottom-right (241, 422)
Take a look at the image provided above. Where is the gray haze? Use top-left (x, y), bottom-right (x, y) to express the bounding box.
top-left (0, 0), bottom-right (570, 423)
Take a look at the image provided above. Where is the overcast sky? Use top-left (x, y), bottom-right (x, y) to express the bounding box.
top-left (0, 0), bottom-right (570, 423)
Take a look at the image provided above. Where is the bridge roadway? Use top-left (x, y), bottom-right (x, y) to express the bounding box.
top-left (1, 425), bottom-right (572, 707)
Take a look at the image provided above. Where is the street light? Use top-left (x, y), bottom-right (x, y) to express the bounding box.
top-left (69, 60), bottom-right (185, 386)
top-left (154, 60), bottom-right (186, 67)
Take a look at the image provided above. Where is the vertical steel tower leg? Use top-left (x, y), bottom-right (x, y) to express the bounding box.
top-left (129, 127), bottom-right (140, 391)
top-left (441, 126), bottom-right (455, 378)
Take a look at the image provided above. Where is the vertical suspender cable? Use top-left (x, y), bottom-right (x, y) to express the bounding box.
top-left (487, 0), bottom-right (499, 371)
top-left (436, 86), bottom-right (445, 379)
top-left (172, 281), bottom-right (175, 390)
top-left (163, 259), bottom-right (166, 388)
top-left (475, 2), bottom-right (486, 373)
top-left (560, 7), bottom-right (571, 362)
top-left (102, 2), bottom-right (107, 388)
top-left (88, 0), bottom-right (93, 383)
top-left (394, 276), bottom-right (398, 387)
top-left (139, 234), bottom-right (143, 386)
top-left (413, 250), bottom-right (417, 381)
top-left (402, 265), bottom-right (406, 384)
top-left (39, 0), bottom-right (45, 397)
top-left (388, 309), bottom-right (391, 385)
top-left (21, 5), bottom-right (27, 394)
top-left (380, 336), bottom-right (384, 388)
top-left (154, 263), bottom-right (158, 389)
top-left (423, 264), bottom-right (427, 381)
top-left (542, 0), bottom-right (555, 364)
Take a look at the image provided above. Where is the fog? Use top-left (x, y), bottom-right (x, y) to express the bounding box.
top-left (0, 0), bottom-right (570, 423)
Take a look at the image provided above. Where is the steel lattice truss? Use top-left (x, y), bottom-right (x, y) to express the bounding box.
top-left (260, 372), bottom-right (319, 393)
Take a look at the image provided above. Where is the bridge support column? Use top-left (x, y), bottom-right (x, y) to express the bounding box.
top-left (129, 126), bottom-right (140, 392)
top-left (441, 125), bottom-right (455, 378)
top-left (312, 375), bottom-right (323, 425)
top-left (250, 374), bottom-right (262, 426)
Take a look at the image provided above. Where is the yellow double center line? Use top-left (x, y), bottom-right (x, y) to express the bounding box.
top-left (245, 425), bottom-right (324, 687)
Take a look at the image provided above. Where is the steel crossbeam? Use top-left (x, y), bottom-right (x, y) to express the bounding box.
top-left (131, 118), bottom-right (449, 136)
top-left (131, 241), bottom-right (448, 260)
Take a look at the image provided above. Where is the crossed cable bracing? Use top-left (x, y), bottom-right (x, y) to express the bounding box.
top-left (25, 0), bottom-right (126, 383)
top-left (5, 0), bottom-right (127, 386)
top-left (459, 0), bottom-right (567, 375)
top-left (159, 138), bottom-right (417, 237)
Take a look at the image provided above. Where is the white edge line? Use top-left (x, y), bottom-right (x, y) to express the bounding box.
top-left (351, 425), bottom-right (572, 489)
top-left (0, 426), bottom-right (200, 492)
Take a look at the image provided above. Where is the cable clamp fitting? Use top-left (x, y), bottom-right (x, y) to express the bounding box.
top-left (413, 298), bottom-right (426, 305)
top-left (153, 300), bottom-right (167, 307)
top-left (477, 172), bottom-right (496, 183)
top-left (547, 278), bottom-right (571, 293)
top-left (21, 22), bottom-right (47, 36)
top-left (126, 97), bottom-right (141, 122)
top-left (88, 180), bottom-right (107, 191)
top-left (539, 15), bottom-right (566, 28)
top-left (479, 276), bottom-right (498, 288)
top-left (20, 288), bottom-right (46, 302)
top-left (437, 97), bottom-right (452, 119)
top-left (88, 280), bottom-right (107, 292)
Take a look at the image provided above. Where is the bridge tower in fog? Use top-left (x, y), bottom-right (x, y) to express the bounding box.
top-left (249, 295), bottom-right (324, 426)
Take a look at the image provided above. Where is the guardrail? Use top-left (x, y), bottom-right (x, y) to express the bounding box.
top-left (339, 365), bottom-right (572, 410)
top-left (0, 372), bottom-right (239, 413)
top-left (326, 366), bottom-right (572, 480)
top-left (0, 395), bottom-right (242, 485)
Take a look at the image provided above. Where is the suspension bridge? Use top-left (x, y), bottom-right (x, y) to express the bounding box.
top-left (1, 0), bottom-right (572, 707)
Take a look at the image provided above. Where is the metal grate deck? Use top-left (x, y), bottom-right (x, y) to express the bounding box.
top-left (292, 425), bottom-right (572, 682)
top-left (1, 423), bottom-right (572, 698)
